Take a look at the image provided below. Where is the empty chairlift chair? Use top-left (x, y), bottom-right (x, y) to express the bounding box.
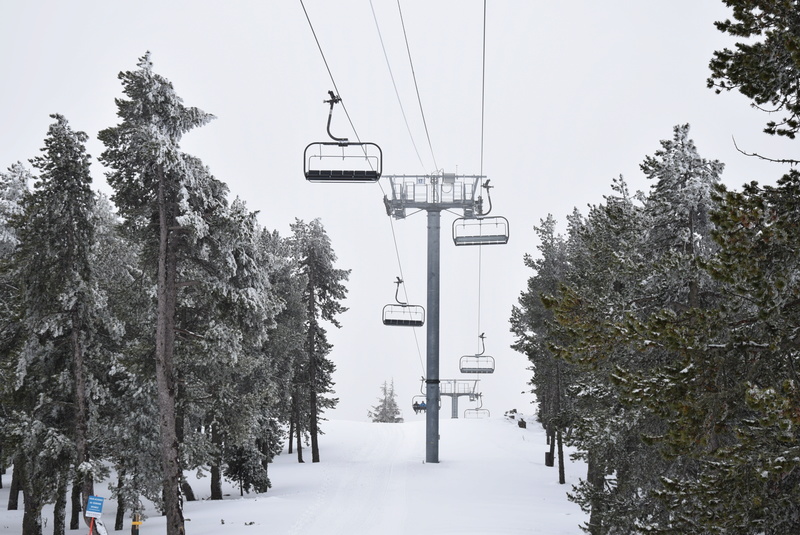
top-left (382, 277), bottom-right (425, 327)
top-left (303, 92), bottom-right (382, 183)
top-left (452, 215), bottom-right (509, 246)
top-left (459, 354), bottom-right (496, 374)
top-left (459, 333), bottom-right (495, 374)
top-left (464, 393), bottom-right (490, 419)
top-left (452, 180), bottom-right (509, 245)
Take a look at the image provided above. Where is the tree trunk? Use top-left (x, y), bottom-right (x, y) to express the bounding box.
top-left (7, 457), bottom-right (21, 510)
top-left (72, 308), bottom-right (95, 530)
top-left (586, 450), bottom-right (605, 535)
top-left (115, 473), bottom-right (126, 531)
top-left (308, 325), bottom-right (320, 463)
top-left (557, 428), bottom-right (565, 485)
top-left (287, 416), bottom-right (294, 455)
top-left (180, 480), bottom-right (196, 502)
top-left (70, 478), bottom-right (81, 529)
top-left (155, 167), bottom-right (185, 535)
top-left (309, 381), bottom-right (320, 463)
top-left (53, 471), bottom-right (67, 535)
top-left (210, 423), bottom-right (222, 500)
top-left (295, 396), bottom-right (304, 463)
top-left (21, 479), bottom-right (43, 535)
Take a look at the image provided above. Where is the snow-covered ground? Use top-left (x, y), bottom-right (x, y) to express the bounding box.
top-left (0, 415), bottom-right (587, 534)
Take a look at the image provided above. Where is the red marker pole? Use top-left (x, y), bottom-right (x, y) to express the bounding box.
top-left (88, 518), bottom-right (95, 535)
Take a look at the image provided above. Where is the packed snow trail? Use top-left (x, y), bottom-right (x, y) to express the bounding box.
top-left (0, 416), bottom-right (586, 534)
top-left (261, 417), bottom-right (585, 535)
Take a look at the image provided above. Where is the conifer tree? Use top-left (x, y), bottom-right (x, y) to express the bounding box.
top-left (368, 380), bottom-right (403, 423)
top-left (99, 53), bottom-right (214, 535)
top-left (288, 218), bottom-right (348, 463)
top-left (708, 0), bottom-right (800, 140)
top-left (8, 114), bottom-right (103, 535)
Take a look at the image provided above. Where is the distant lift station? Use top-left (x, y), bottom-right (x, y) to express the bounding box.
top-left (440, 379), bottom-right (482, 419)
top-left (304, 92), bottom-right (382, 183)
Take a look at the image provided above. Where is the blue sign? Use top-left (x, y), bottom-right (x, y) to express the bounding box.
top-left (86, 496), bottom-right (104, 519)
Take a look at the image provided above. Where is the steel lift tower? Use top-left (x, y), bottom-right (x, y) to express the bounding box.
top-left (383, 172), bottom-right (486, 463)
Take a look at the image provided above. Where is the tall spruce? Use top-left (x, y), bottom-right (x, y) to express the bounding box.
top-left (510, 214), bottom-right (573, 484)
top-left (8, 115), bottom-right (100, 535)
top-left (288, 219), bottom-right (348, 463)
top-left (98, 53), bottom-right (214, 535)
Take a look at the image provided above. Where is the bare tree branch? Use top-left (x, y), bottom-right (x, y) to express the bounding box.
top-left (732, 136), bottom-right (800, 166)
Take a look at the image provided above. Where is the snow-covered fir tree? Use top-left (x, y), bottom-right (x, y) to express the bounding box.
top-left (287, 218), bottom-right (348, 463)
top-left (368, 380), bottom-right (403, 423)
top-left (98, 52), bottom-right (215, 535)
top-left (6, 114), bottom-right (109, 535)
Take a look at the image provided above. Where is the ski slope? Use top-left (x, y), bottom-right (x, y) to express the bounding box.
top-left (0, 416), bottom-right (587, 534)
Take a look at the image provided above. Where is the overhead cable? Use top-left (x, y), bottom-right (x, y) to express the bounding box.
top-left (397, 0), bottom-right (438, 172)
top-left (369, 0), bottom-right (427, 172)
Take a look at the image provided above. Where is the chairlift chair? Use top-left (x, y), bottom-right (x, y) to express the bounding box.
top-left (382, 277), bottom-right (425, 327)
top-left (452, 215), bottom-right (510, 246)
top-left (304, 92), bottom-right (382, 183)
top-left (464, 393), bottom-right (490, 419)
top-left (459, 355), bottom-right (496, 374)
top-left (412, 377), bottom-right (440, 413)
top-left (459, 333), bottom-right (495, 374)
top-left (452, 180), bottom-right (509, 245)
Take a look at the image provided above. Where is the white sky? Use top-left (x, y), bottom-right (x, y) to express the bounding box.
top-left (1, 1), bottom-right (793, 421)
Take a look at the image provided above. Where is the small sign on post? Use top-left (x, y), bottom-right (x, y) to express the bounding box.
top-left (86, 496), bottom-right (104, 535)
top-left (85, 496), bottom-right (104, 518)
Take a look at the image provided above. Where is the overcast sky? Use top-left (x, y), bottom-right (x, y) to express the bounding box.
top-left (1, 1), bottom-right (793, 422)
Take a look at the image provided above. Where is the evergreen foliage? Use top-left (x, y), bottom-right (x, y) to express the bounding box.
top-left (513, 125), bottom-right (731, 534)
top-left (368, 380), bottom-right (403, 423)
top-left (708, 0), bottom-right (800, 139)
top-left (0, 53), bottom-right (350, 533)
top-left (287, 218), bottom-right (348, 463)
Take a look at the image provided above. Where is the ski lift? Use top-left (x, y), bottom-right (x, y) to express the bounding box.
top-left (382, 277), bottom-right (425, 327)
top-left (459, 333), bottom-right (495, 374)
top-left (411, 377), bottom-right (440, 413)
top-left (453, 216), bottom-right (510, 245)
top-left (464, 393), bottom-right (490, 419)
top-left (452, 180), bottom-right (509, 245)
top-left (304, 92), bottom-right (382, 183)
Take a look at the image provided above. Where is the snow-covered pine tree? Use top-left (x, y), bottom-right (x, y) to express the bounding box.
top-left (509, 214), bottom-right (573, 484)
top-left (657, 171), bottom-right (800, 534)
top-left (7, 114), bottom-right (103, 535)
top-left (537, 177), bottom-right (657, 535)
top-left (98, 53), bottom-right (214, 535)
top-left (288, 218), bottom-right (348, 463)
top-left (89, 194), bottom-right (162, 525)
top-left (708, 0), bottom-right (800, 142)
top-left (0, 162), bottom-right (29, 513)
top-left (257, 229), bottom-right (303, 468)
top-left (173, 185), bottom-right (281, 501)
top-left (368, 380), bottom-right (403, 423)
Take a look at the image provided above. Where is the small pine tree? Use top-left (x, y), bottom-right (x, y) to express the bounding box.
top-left (368, 380), bottom-right (403, 423)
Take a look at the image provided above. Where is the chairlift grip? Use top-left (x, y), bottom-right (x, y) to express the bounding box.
top-left (324, 91), bottom-right (348, 143)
